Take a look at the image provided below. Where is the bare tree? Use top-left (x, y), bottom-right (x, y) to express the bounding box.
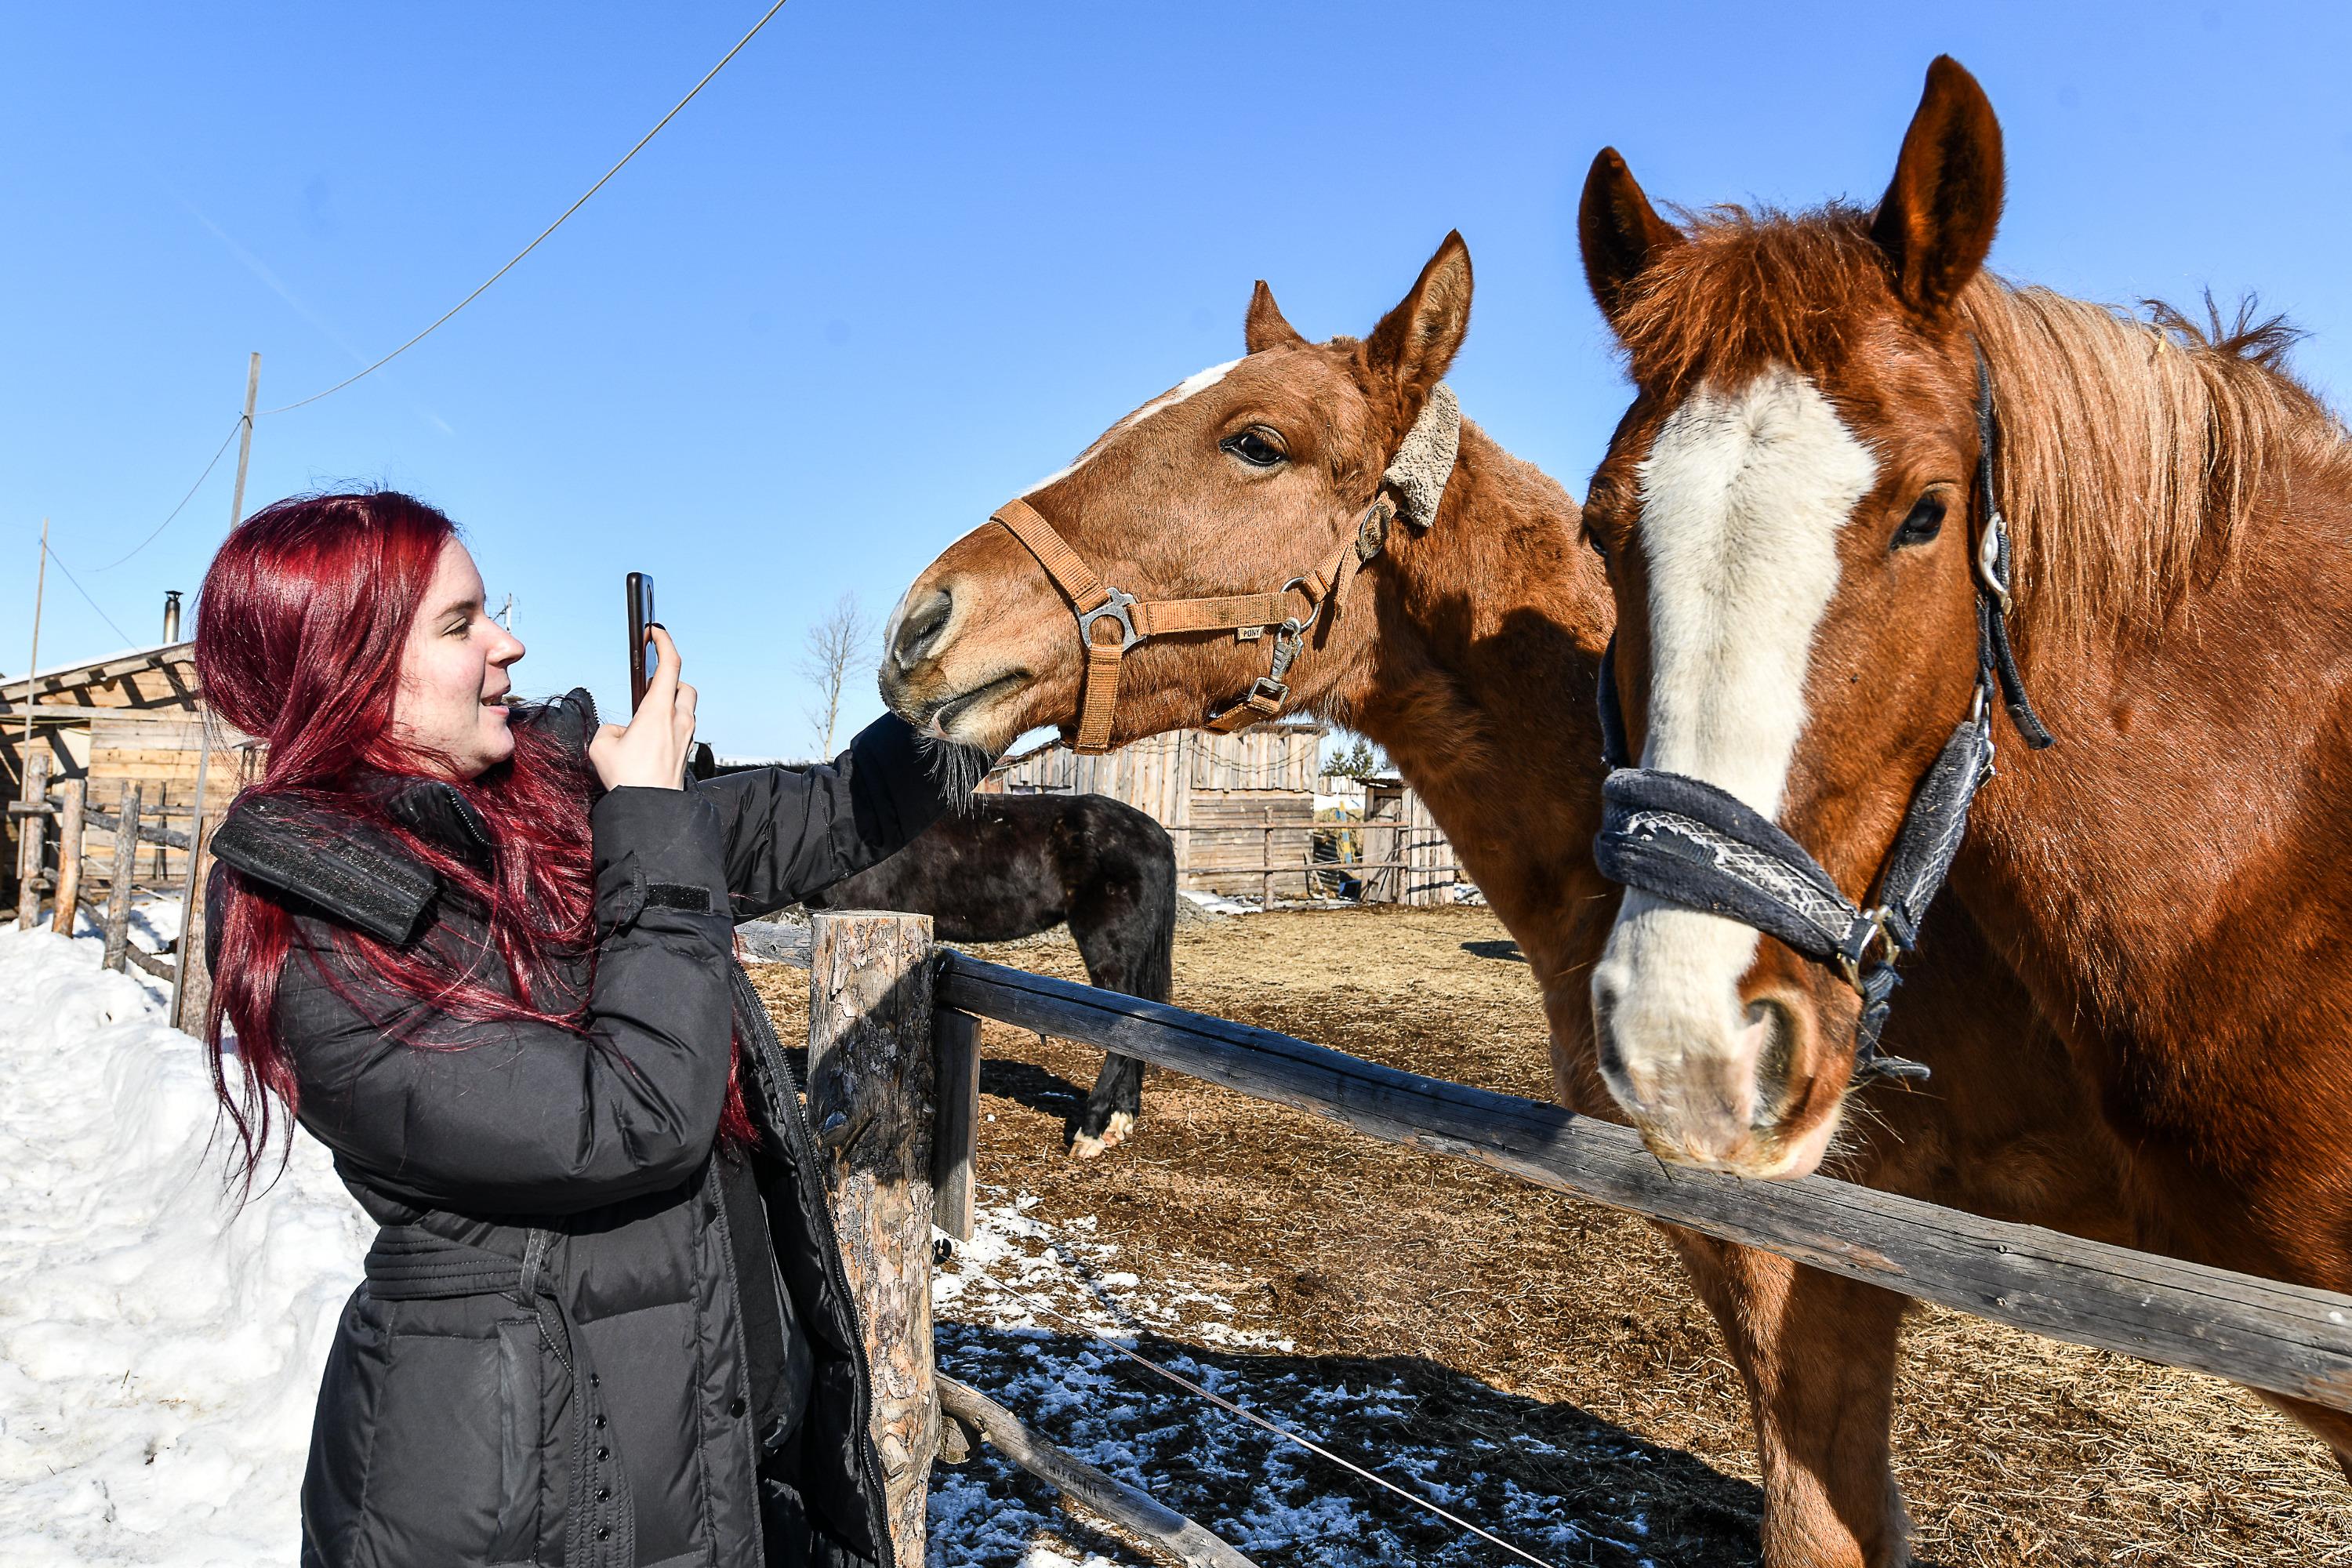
top-left (801, 592), bottom-right (877, 757)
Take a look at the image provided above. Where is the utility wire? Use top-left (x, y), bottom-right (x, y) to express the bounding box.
top-left (958, 1253), bottom-right (1566, 1568)
top-left (260, 0), bottom-right (792, 416)
top-left (41, 541), bottom-right (139, 650)
top-left (85, 2), bottom-right (790, 585)
top-left (94, 416), bottom-right (245, 572)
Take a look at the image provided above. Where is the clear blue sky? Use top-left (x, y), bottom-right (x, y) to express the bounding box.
top-left (6, 1), bottom-right (2349, 757)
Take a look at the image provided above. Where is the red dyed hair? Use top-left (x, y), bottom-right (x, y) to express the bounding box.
top-left (197, 491), bottom-right (750, 1190)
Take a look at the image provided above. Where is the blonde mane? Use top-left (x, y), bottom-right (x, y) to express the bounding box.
top-left (1606, 204), bottom-right (2351, 637)
top-left (1962, 281), bottom-right (2347, 633)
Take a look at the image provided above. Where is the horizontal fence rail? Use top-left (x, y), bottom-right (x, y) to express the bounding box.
top-left (735, 923), bottom-right (2352, 1414)
top-left (13, 794), bottom-right (195, 851)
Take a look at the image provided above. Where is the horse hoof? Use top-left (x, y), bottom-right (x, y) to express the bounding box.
top-left (1069, 1112), bottom-right (1136, 1160)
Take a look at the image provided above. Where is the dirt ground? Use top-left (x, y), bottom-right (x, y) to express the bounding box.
top-left (750, 905), bottom-right (2351, 1566)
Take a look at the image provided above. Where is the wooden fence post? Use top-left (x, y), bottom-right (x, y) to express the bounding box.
top-left (15, 752), bottom-right (49, 930)
top-left (805, 909), bottom-right (937, 1566)
top-left (103, 783), bottom-right (143, 971)
top-left (172, 732), bottom-right (214, 1033)
top-left (49, 779), bottom-right (84, 935)
top-left (931, 1007), bottom-right (981, 1243)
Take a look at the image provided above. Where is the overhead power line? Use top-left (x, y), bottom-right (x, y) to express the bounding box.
top-left (260, 0), bottom-right (793, 416)
top-left (94, 0), bottom-right (793, 581)
top-left (94, 416), bottom-right (245, 572)
top-left (42, 539), bottom-right (138, 649)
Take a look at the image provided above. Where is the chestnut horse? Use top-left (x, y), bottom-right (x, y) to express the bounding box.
top-left (880, 235), bottom-right (2136, 1564)
top-left (1580, 47), bottom-right (2352, 1519)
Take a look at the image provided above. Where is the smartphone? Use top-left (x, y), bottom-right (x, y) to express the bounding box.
top-left (626, 572), bottom-right (657, 710)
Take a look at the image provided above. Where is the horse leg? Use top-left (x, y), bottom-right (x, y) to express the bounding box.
top-left (1065, 851), bottom-right (1175, 1160)
top-left (1665, 1229), bottom-right (1912, 1568)
top-left (1070, 1051), bottom-right (1145, 1159)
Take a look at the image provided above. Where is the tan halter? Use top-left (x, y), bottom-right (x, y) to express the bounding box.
top-left (990, 384), bottom-right (1461, 753)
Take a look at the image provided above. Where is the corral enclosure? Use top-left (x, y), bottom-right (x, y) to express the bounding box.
top-left (983, 724), bottom-right (1465, 905)
top-left (747, 906), bottom-right (2352, 1566)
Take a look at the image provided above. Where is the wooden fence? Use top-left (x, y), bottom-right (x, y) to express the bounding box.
top-left (983, 727), bottom-right (1470, 904)
top-left (12, 751), bottom-right (219, 1029)
top-left (755, 912), bottom-right (2352, 1563)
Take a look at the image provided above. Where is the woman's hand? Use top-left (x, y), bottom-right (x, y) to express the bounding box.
top-left (590, 626), bottom-right (696, 790)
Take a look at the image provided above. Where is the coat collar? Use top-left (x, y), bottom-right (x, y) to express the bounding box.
top-left (362, 687), bottom-right (600, 861)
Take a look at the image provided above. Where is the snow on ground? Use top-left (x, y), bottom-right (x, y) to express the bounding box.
top-left (930, 1192), bottom-right (1653, 1568)
top-left (0, 920), bottom-right (368, 1566)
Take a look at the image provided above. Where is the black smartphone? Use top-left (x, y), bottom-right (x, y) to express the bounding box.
top-left (626, 572), bottom-right (657, 709)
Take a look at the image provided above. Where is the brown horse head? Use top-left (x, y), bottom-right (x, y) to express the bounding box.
top-left (1575, 57), bottom-right (2013, 1178)
top-left (879, 234), bottom-right (1473, 754)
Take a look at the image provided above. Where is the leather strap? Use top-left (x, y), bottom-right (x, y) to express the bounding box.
top-left (990, 470), bottom-right (1414, 750)
top-left (1132, 593), bottom-right (1294, 637)
top-left (992, 499), bottom-right (1356, 751)
top-left (992, 498), bottom-right (1112, 615)
top-left (1203, 684), bottom-right (1286, 733)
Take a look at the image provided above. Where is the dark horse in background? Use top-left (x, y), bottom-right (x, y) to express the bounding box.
top-left (723, 764), bottom-right (1175, 1156)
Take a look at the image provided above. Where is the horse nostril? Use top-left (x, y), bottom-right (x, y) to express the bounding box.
top-left (893, 590), bottom-right (953, 668)
top-left (1744, 996), bottom-right (1798, 1122)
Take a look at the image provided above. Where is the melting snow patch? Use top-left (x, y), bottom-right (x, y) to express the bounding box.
top-left (930, 1188), bottom-right (1658, 1566)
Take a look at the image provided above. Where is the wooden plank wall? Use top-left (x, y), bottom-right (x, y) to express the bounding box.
top-left (1398, 785), bottom-right (1459, 906)
top-left (1186, 790), bottom-right (1316, 897)
top-left (81, 717), bottom-right (253, 888)
top-left (982, 725), bottom-right (1468, 903)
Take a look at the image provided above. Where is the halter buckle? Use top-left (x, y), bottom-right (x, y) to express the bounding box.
top-left (1975, 512), bottom-right (2015, 618)
top-left (1208, 675), bottom-right (1290, 727)
top-left (1835, 906), bottom-right (1898, 993)
top-left (1076, 586), bottom-right (1142, 654)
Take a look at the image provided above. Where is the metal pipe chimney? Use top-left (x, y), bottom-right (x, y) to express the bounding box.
top-left (162, 590), bottom-right (182, 644)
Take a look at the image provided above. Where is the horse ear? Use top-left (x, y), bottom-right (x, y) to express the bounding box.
top-left (1245, 281), bottom-right (1306, 354)
top-left (1579, 148), bottom-right (1683, 328)
top-left (1871, 56), bottom-right (2005, 313)
top-left (1365, 231), bottom-right (1472, 403)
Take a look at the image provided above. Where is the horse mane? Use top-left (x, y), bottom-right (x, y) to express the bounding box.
top-left (1607, 204), bottom-right (2351, 634)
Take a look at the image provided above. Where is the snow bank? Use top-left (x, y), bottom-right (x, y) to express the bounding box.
top-left (0, 924), bottom-right (367, 1566)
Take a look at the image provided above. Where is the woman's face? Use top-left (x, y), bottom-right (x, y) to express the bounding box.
top-left (392, 540), bottom-right (527, 779)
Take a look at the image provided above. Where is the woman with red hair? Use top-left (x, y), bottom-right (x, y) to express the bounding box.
top-left (197, 490), bottom-right (979, 1568)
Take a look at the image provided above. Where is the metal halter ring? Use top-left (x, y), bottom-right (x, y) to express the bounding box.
top-left (1076, 586), bottom-right (1142, 653)
top-left (1278, 577), bottom-right (1323, 637)
top-left (1835, 906), bottom-right (1899, 992)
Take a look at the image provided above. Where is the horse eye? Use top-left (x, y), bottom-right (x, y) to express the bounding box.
top-left (1894, 495), bottom-right (1946, 548)
top-left (1220, 430), bottom-right (1286, 468)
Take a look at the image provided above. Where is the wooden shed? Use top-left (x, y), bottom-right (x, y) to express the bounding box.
top-left (982, 724), bottom-right (1468, 905)
top-left (4, 641), bottom-right (248, 915)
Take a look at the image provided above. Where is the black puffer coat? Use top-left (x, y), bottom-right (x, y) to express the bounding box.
top-left (205, 695), bottom-right (964, 1568)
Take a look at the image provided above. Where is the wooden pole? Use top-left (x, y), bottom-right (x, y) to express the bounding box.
top-left (1262, 812), bottom-right (1272, 909)
top-left (932, 1007), bottom-right (981, 1243)
top-left (49, 779), bottom-right (83, 935)
top-left (15, 753), bottom-right (49, 929)
top-left (103, 782), bottom-right (143, 971)
top-left (227, 353), bottom-right (260, 530)
top-left (805, 909), bottom-right (938, 1566)
top-left (171, 730), bottom-right (213, 1031)
top-left (938, 1376), bottom-right (1260, 1568)
top-left (21, 517), bottom-right (47, 770)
